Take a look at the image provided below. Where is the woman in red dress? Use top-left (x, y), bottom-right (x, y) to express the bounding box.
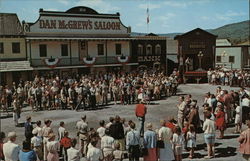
top-left (216, 106), bottom-right (226, 139)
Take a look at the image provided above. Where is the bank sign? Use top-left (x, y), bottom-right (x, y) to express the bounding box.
top-left (138, 56), bottom-right (161, 62)
top-left (28, 16), bottom-right (129, 35)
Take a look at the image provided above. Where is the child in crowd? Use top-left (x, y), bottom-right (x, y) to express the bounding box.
top-left (113, 143), bottom-right (124, 161)
top-left (186, 124), bottom-right (196, 159)
top-left (172, 126), bottom-right (184, 161)
top-left (60, 131), bottom-right (72, 161)
top-left (234, 103), bottom-right (242, 133)
top-left (42, 92), bottom-right (47, 110)
top-left (54, 94), bottom-right (60, 110)
top-left (215, 106), bottom-right (226, 139)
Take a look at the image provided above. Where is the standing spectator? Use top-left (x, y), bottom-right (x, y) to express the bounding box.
top-left (18, 140), bottom-right (37, 161)
top-left (113, 142), bottom-right (124, 161)
top-left (0, 132), bottom-right (6, 161)
top-left (76, 115), bottom-right (88, 157)
top-left (42, 119), bottom-right (53, 161)
top-left (186, 124), bottom-right (196, 159)
top-left (97, 120), bottom-right (106, 138)
top-left (126, 122), bottom-right (140, 161)
top-left (177, 96), bottom-right (186, 129)
top-left (143, 123), bottom-right (157, 161)
top-left (3, 132), bottom-right (20, 161)
top-left (203, 113), bottom-right (216, 159)
top-left (238, 119), bottom-right (250, 161)
top-left (47, 133), bottom-right (60, 161)
top-left (135, 100), bottom-right (147, 137)
top-left (86, 140), bottom-right (103, 161)
top-left (172, 126), bottom-right (184, 161)
top-left (106, 117), bottom-right (114, 129)
top-left (109, 115), bottom-right (125, 151)
top-left (60, 131), bottom-right (71, 161)
top-left (58, 121), bottom-right (66, 141)
top-left (67, 138), bottom-right (81, 161)
top-left (24, 116), bottom-right (33, 143)
top-left (235, 103), bottom-right (242, 133)
top-left (216, 105), bottom-right (226, 139)
top-left (31, 129), bottom-right (43, 161)
top-left (33, 120), bottom-right (43, 137)
top-left (101, 129), bottom-right (115, 161)
top-left (242, 95), bottom-right (250, 124)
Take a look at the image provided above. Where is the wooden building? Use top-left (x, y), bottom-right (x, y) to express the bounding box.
top-left (174, 28), bottom-right (217, 73)
top-left (131, 33), bottom-right (167, 72)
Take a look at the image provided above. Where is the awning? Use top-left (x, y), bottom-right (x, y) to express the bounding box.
top-left (0, 61), bottom-right (33, 72)
top-left (167, 54), bottom-right (178, 63)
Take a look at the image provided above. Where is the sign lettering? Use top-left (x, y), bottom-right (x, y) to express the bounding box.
top-left (138, 56), bottom-right (161, 62)
top-left (39, 19), bottom-right (121, 30)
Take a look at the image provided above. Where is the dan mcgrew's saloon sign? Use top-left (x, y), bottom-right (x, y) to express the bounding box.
top-left (39, 19), bottom-right (121, 30)
top-left (28, 16), bottom-right (129, 35)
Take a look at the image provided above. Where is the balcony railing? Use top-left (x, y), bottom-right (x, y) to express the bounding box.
top-left (30, 56), bottom-right (137, 67)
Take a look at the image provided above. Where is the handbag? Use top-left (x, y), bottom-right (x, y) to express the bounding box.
top-left (156, 140), bottom-right (165, 149)
top-left (140, 146), bottom-right (148, 156)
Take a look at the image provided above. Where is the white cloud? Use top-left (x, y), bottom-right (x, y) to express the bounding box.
top-left (215, 11), bottom-right (247, 21)
top-left (158, 13), bottom-right (176, 28)
top-left (57, 0), bottom-right (69, 5)
top-left (138, 3), bottom-right (161, 10)
top-left (158, 13), bottom-right (176, 21)
top-left (75, 0), bottom-right (120, 13)
top-left (201, 16), bottom-right (210, 20)
top-left (164, 0), bottom-right (211, 8)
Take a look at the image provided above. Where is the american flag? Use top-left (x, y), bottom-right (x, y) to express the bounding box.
top-left (147, 7), bottom-right (149, 24)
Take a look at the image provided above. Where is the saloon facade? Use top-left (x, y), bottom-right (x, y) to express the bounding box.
top-left (23, 6), bottom-right (137, 77)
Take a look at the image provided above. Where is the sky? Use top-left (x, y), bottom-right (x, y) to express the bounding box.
top-left (0, 0), bottom-right (249, 34)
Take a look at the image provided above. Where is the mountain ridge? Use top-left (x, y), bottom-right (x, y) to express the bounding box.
top-left (132, 20), bottom-right (250, 45)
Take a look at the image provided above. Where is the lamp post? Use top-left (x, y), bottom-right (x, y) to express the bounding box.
top-left (221, 51), bottom-right (227, 68)
top-left (197, 51), bottom-right (204, 70)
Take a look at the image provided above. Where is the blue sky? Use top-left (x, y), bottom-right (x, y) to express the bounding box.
top-left (0, 0), bottom-right (249, 33)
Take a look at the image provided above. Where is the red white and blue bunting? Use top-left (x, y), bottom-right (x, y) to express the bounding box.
top-left (117, 56), bottom-right (130, 64)
top-left (43, 58), bottom-right (60, 68)
top-left (83, 57), bottom-right (96, 66)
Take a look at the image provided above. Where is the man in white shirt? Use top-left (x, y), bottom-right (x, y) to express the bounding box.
top-left (177, 96), bottom-right (186, 129)
top-left (67, 138), bottom-right (81, 161)
top-left (3, 132), bottom-right (20, 161)
top-left (87, 140), bottom-right (103, 161)
top-left (96, 120), bottom-right (106, 138)
top-left (31, 129), bottom-right (43, 160)
top-left (58, 121), bottom-right (66, 140)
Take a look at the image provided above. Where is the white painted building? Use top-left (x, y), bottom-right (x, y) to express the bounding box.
top-left (24, 6), bottom-right (135, 76)
top-left (215, 45), bottom-right (250, 69)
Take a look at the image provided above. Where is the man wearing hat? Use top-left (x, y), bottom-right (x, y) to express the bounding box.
top-left (135, 99), bottom-right (147, 137)
top-left (31, 128), bottom-right (43, 160)
top-left (3, 132), bottom-right (20, 161)
top-left (24, 116), bottom-right (33, 143)
top-left (76, 115), bottom-right (89, 157)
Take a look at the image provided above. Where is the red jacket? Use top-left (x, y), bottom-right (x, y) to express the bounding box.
top-left (135, 104), bottom-right (147, 117)
top-left (60, 137), bottom-right (71, 148)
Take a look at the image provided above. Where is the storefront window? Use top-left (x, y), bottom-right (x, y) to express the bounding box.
top-left (216, 56), bottom-right (221, 62)
top-left (61, 44), bottom-right (68, 56)
top-left (115, 44), bottom-right (121, 55)
top-left (146, 44), bottom-right (152, 55)
top-left (0, 42), bottom-right (3, 54)
top-left (229, 56), bottom-right (235, 63)
top-left (12, 42), bottom-right (20, 53)
top-left (137, 44), bottom-right (143, 55)
top-left (155, 44), bottom-right (161, 55)
top-left (39, 44), bottom-right (47, 57)
top-left (97, 44), bottom-right (104, 55)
